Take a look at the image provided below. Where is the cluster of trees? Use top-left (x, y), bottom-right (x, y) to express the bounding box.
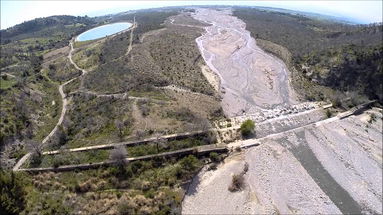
top-left (0, 169), bottom-right (27, 215)
top-left (99, 33), bottom-right (131, 63)
top-left (60, 94), bottom-right (133, 148)
top-left (233, 7), bottom-right (381, 57)
top-left (84, 9), bottom-right (182, 94)
top-left (302, 44), bottom-right (382, 101)
top-left (148, 26), bottom-right (215, 95)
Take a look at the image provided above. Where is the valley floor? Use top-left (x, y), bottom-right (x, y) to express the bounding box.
top-left (182, 8), bottom-right (382, 215)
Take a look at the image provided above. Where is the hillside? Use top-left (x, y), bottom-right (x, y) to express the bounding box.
top-left (0, 15), bottom-right (100, 149)
top-left (1, 8), bottom-right (225, 214)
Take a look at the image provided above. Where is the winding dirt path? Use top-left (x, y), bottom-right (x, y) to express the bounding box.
top-left (13, 41), bottom-right (81, 171)
top-left (125, 17), bottom-right (136, 56)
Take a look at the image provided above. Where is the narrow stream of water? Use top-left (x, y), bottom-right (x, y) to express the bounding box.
top-left (281, 131), bottom-right (362, 214)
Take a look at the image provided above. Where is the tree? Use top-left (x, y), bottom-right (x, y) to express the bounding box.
top-left (55, 125), bottom-right (67, 147)
top-left (135, 129), bottom-right (145, 140)
top-left (228, 174), bottom-right (245, 192)
top-left (0, 170), bottom-right (26, 215)
top-left (240, 120), bottom-right (255, 138)
top-left (154, 133), bottom-right (168, 153)
top-left (228, 162), bottom-right (248, 192)
top-left (115, 119), bottom-right (124, 140)
top-left (110, 145), bottom-right (128, 167)
top-left (25, 139), bottom-right (42, 167)
top-left (204, 131), bottom-right (217, 144)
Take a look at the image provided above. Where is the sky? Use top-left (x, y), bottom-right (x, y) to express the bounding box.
top-left (1, 1), bottom-right (382, 29)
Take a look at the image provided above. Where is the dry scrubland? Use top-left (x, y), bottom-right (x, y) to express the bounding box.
top-left (65, 12), bottom-right (223, 148)
top-left (1, 9), bottom-right (228, 215)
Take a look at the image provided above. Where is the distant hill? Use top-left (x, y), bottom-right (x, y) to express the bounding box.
top-left (251, 6), bottom-right (360, 25)
top-left (0, 15), bottom-right (97, 43)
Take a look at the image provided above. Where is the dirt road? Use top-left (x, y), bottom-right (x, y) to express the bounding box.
top-left (13, 41), bottom-right (81, 171)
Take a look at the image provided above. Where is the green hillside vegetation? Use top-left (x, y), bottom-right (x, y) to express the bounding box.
top-left (234, 7), bottom-right (383, 102)
top-left (57, 94), bottom-right (134, 149)
top-left (21, 156), bottom-right (202, 214)
top-left (1, 154), bottom-right (204, 215)
top-left (0, 15), bottom-right (99, 153)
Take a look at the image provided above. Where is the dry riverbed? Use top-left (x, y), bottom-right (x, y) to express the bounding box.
top-left (183, 107), bottom-right (382, 214)
top-left (182, 7), bottom-right (382, 214)
top-left (193, 8), bottom-right (297, 117)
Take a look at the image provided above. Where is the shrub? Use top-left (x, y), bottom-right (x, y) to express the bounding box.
top-left (52, 156), bottom-right (65, 168)
top-left (240, 120), bottom-right (255, 137)
top-left (208, 163), bottom-right (218, 171)
top-left (228, 173), bottom-right (245, 192)
top-left (330, 92), bottom-right (342, 108)
top-left (117, 197), bottom-right (135, 215)
top-left (110, 146), bottom-right (128, 166)
top-left (325, 109), bottom-right (332, 118)
top-left (243, 162), bottom-right (249, 173)
top-left (209, 152), bottom-right (219, 162)
top-left (368, 113), bottom-right (377, 123)
top-left (179, 155), bottom-right (199, 171)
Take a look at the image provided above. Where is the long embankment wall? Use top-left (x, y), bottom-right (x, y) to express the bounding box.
top-left (19, 145), bottom-right (227, 173)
